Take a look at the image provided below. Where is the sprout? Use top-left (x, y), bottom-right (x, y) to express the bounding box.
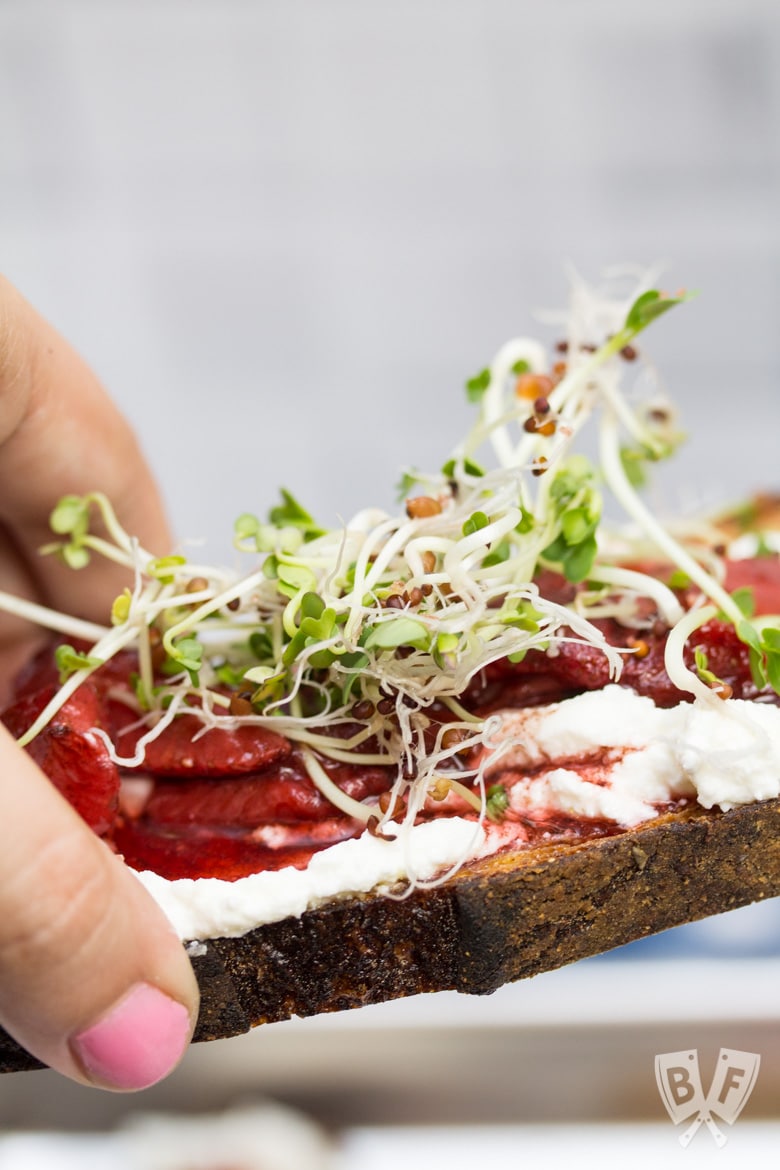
top-left (3, 271), bottom-right (772, 858)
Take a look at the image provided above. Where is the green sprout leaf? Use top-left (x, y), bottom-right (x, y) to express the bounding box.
top-left (339, 651), bottom-right (371, 704)
top-left (111, 588), bottom-right (132, 626)
top-left (516, 508), bottom-right (535, 534)
top-left (215, 662), bottom-right (249, 688)
top-left (148, 555), bottom-right (187, 585)
top-left (244, 664), bottom-right (284, 685)
top-left (561, 507), bottom-right (591, 546)
top-left (624, 289), bottom-right (696, 337)
top-left (728, 587), bottom-right (755, 620)
top-left (668, 569), bottom-right (691, 590)
top-left (165, 636), bottom-right (202, 684)
top-left (396, 469), bottom-right (423, 500)
top-left (362, 617), bottom-right (430, 653)
top-left (486, 783), bottom-right (509, 821)
top-left (440, 456), bottom-right (485, 479)
top-left (276, 561), bottom-right (317, 599)
top-left (61, 544), bottom-right (91, 570)
top-left (483, 538), bottom-right (511, 568)
top-left (282, 603), bottom-right (338, 666)
top-left (511, 358), bottom-right (531, 376)
top-left (620, 445), bottom-right (649, 489)
top-left (543, 457), bottom-right (601, 583)
top-left (45, 495), bottom-right (93, 569)
top-left (693, 646), bottom-right (721, 688)
top-left (561, 537), bottom-right (598, 584)
top-left (249, 629), bottom-right (273, 660)
top-left (501, 599), bottom-right (544, 633)
top-left (234, 513), bottom-right (260, 543)
top-left (434, 632), bottom-right (460, 670)
top-left (465, 367), bottom-right (491, 403)
top-left (462, 510), bottom-right (490, 537)
top-left (49, 496), bottom-right (90, 538)
top-left (268, 489), bottom-right (325, 540)
top-left (54, 644), bottom-right (104, 684)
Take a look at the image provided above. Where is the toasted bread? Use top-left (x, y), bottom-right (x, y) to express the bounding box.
top-left (2, 793), bottom-right (780, 1074)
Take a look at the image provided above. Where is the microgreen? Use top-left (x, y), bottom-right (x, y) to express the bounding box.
top-left (738, 620), bottom-right (780, 693)
top-left (462, 511), bottom-right (490, 537)
top-left (542, 458), bottom-right (601, 583)
top-left (619, 445), bottom-right (649, 489)
top-left (49, 496), bottom-right (90, 540)
top-left (282, 601), bottom-right (338, 665)
top-left (483, 538), bottom-right (511, 567)
top-left (693, 646), bottom-right (723, 690)
top-left (668, 569), bottom-right (691, 590)
top-left (486, 783), bottom-right (509, 821)
top-left (362, 618), bottom-right (430, 652)
top-left (624, 289), bottom-right (695, 336)
top-left (148, 555), bottom-right (187, 585)
top-left (440, 456), bottom-right (485, 479)
top-left (465, 367), bottom-right (491, 403)
top-left (45, 496), bottom-right (92, 568)
top-left (339, 651), bottom-right (371, 704)
top-left (54, 644), bottom-right (104, 684)
top-left (268, 489), bottom-right (325, 540)
top-left (723, 587), bottom-right (755, 620)
top-left (434, 632), bottom-right (460, 670)
top-left (396, 469), bottom-right (423, 499)
top-left (275, 561), bottom-right (317, 600)
top-left (215, 663), bottom-right (249, 688)
top-left (111, 588), bottom-right (133, 625)
top-left (167, 636), bottom-right (203, 684)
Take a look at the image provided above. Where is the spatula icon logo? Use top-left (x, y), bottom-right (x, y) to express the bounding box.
top-left (655, 1048), bottom-right (760, 1146)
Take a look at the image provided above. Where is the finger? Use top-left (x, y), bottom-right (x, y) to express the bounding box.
top-left (0, 523), bottom-right (51, 704)
top-left (0, 724), bottom-right (199, 1089)
top-left (0, 274), bottom-right (171, 622)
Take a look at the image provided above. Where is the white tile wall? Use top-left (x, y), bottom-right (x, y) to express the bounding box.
top-left (1, 0), bottom-right (778, 555)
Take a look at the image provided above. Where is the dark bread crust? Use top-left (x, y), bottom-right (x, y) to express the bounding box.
top-left (2, 795), bottom-right (780, 1073)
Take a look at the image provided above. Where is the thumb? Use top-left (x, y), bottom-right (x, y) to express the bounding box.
top-left (0, 724), bottom-right (199, 1090)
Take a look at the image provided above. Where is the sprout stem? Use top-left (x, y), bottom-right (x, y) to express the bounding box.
top-left (301, 749), bottom-right (374, 823)
top-left (0, 591), bottom-right (110, 643)
top-left (599, 409), bottom-right (743, 626)
top-left (663, 604), bottom-right (720, 704)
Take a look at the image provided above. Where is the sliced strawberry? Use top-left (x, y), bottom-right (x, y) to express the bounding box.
top-left (140, 755), bottom-right (391, 827)
top-left (112, 817), bottom-right (360, 880)
top-left (1, 683), bottom-right (119, 836)
top-left (114, 713), bottom-right (293, 777)
top-left (725, 555), bottom-right (780, 616)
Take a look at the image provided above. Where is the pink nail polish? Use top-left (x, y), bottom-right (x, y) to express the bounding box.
top-left (71, 983), bottom-right (191, 1090)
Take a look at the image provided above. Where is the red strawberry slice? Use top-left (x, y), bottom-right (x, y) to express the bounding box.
top-left (139, 756), bottom-right (391, 827)
top-left (1, 683), bottom-right (119, 836)
top-left (112, 817), bottom-right (360, 881)
top-left (114, 712), bottom-right (293, 777)
top-left (725, 556), bottom-right (780, 617)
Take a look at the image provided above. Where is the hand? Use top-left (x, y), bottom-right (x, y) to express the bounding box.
top-left (0, 276), bottom-right (199, 1089)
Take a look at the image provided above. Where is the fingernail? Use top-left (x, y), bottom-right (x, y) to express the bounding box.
top-left (71, 983), bottom-right (191, 1090)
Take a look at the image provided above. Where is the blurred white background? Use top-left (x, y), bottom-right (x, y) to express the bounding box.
top-left (2, 0), bottom-right (780, 1138)
top-left (1, 0), bottom-right (779, 561)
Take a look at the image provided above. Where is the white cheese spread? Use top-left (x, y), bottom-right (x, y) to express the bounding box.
top-left (134, 686), bottom-right (780, 941)
top-left (136, 816), bottom-right (485, 941)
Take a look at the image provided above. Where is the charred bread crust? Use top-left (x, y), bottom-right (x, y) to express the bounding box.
top-left (2, 795), bottom-right (780, 1073)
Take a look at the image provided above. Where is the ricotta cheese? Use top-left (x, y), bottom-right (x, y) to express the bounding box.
top-left (136, 816), bottom-right (485, 941)
top-left (134, 686), bottom-right (780, 942)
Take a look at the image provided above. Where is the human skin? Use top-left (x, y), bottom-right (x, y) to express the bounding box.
top-left (0, 276), bottom-right (199, 1089)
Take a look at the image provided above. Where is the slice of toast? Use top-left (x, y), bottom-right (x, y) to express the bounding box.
top-left (2, 794), bottom-right (780, 1073)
